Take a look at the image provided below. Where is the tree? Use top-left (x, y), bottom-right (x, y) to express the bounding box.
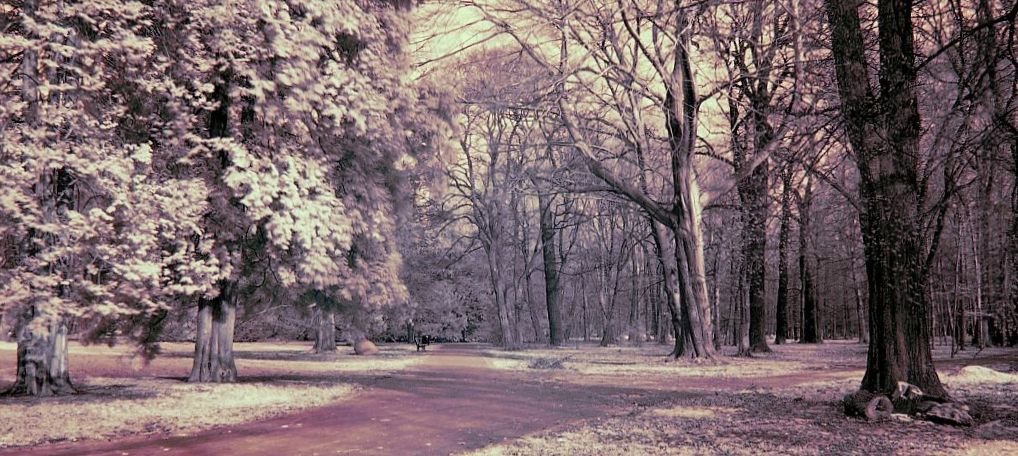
top-left (445, 52), bottom-right (544, 349)
top-left (796, 174), bottom-right (821, 344)
top-left (537, 187), bottom-right (564, 345)
top-left (774, 165), bottom-right (793, 344)
top-left (707, 0), bottom-right (800, 354)
top-left (162, 0), bottom-right (436, 381)
top-left (470, 0), bottom-right (732, 359)
top-left (1, 0), bottom-right (218, 395)
top-left (824, 0), bottom-right (948, 398)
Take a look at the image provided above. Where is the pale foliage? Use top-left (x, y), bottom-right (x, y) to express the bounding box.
top-left (1, 0), bottom-right (452, 345)
top-left (0, 1), bottom-right (219, 335)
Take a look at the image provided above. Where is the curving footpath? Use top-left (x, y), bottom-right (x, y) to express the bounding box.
top-left (4, 345), bottom-right (667, 456)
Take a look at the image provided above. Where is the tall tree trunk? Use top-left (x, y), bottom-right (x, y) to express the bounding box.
top-left (970, 208), bottom-right (989, 348)
top-left (974, 0), bottom-right (1001, 347)
top-left (740, 114), bottom-right (771, 354)
top-left (5, 0), bottom-right (74, 398)
top-left (711, 246), bottom-right (722, 350)
top-left (664, 16), bottom-right (716, 360)
top-left (313, 307), bottom-right (337, 353)
top-left (189, 282), bottom-right (238, 382)
top-left (189, 70), bottom-right (241, 383)
top-left (799, 182), bottom-right (821, 344)
top-left (825, 0), bottom-right (947, 398)
top-left (775, 169), bottom-right (792, 344)
top-left (740, 180), bottom-right (769, 352)
top-left (537, 191), bottom-right (563, 346)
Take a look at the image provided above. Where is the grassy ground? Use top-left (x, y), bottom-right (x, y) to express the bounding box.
top-left (2, 339), bottom-right (1016, 454)
top-left (471, 341), bottom-right (1018, 456)
top-left (0, 340), bottom-right (421, 448)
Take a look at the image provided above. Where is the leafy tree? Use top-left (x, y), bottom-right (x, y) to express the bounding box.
top-left (0, 0), bottom-right (218, 395)
top-left (171, 0), bottom-right (444, 380)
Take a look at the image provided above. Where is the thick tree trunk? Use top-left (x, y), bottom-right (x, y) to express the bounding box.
top-left (775, 170), bottom-right (792, 344)
top-left (858, 199), bottom-right (946, 397)
top-left (188, 69), bottom-right (240, 383)
top-left (739, 131), bottom-right (771, 353)
top-left (6, 310), bottom-right (75, 396)
top-left (649, 220), bottom-right (692, 357)
top-left (664, 19), bottom-right (716, 360)
top-left (537, 191), bottom-right (563, 346)
top-left (313, 307), bottom-right (337, 353)
top-left (189, 282), bottom-right (238, 383)
top-left (825, 0), bottom-right (947, 398)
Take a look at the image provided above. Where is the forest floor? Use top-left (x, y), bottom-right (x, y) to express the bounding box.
top-left (0, 339), bottom-right (1016, 455)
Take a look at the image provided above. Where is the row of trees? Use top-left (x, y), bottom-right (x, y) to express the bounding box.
top-left (2, 0), bottom-right (1016, 407)
top-left (1, 0), bottom-right (449, 394)
top-left (404, 0), bottom-right (1017, 402)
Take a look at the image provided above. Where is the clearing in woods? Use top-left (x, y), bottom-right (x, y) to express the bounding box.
top-left (1, 341), bottom-right (1017, 455)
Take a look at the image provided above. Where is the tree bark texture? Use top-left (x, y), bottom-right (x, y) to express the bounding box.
top-left (189, 282), bottom-right (238, 382)
top-left (538, 191), bottom-right (563, 345)
top-left (1010, 141), bottom-right (1018, 346)
top-left (6, 309), bottom-right (75, 396)
top-left (313, 307), bottom-right (337, 353)
top-left (739, 97), bottom-right (772, 354)
top-left (484, 240), bottom-right (520, 350)
top-left (650, 219), bottom-right (693, 357)
top-left (798, 184), bottom-right (821, 344)
top-left (663, 18), bottom-right (717, 360)
top-left (825, 0), bottom-right (947, 398)
top-left (738, 165), bottom-right (769, 352)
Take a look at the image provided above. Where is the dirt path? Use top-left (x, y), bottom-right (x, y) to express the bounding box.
top-left (7, 345), bottom-right (1014, 456)
top-left (4, 345), bottom-right (671, 456)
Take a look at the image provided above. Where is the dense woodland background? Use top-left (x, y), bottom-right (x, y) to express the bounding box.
top-left (0, 0), bottom-right (1016, 407)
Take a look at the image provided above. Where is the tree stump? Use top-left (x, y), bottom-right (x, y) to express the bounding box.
top-left (843, 390), bottom-right (893, 422)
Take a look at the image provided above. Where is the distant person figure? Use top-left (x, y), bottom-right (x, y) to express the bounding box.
top-left (415, 334), bottom-right (430, 352)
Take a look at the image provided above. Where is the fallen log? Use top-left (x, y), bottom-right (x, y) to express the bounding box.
top-left (843, 390), bottom-right (893, 422)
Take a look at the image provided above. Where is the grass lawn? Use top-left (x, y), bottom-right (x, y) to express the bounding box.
top-left (470, 340), bottom-right (1018, 455)
top-left (0, 340), bottom-right (421, 448)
